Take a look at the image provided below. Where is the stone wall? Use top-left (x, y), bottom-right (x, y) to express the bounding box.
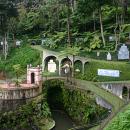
top-left (101, 83), bottom-right (123, 98)
top-left (0, 86), bottom-right (41, 111)
top-left (96, 96), bottom-right (112, 110)
top-left (100, 82), bottom-right (130, 99)
top-left (0, 86), bottom-right (40, 100)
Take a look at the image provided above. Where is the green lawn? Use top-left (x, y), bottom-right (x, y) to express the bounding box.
top-left (0, 45), bottom-right (40, 77)
top-left (104, 103), bottom-right (130, 130)
top-left (79, 60), bottom-right (130, 82)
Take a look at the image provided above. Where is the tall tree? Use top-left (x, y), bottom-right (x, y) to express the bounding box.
top-left (77, 0), bottom-right (112, 47)
top-left (0, 0), bottom-right (18, 59)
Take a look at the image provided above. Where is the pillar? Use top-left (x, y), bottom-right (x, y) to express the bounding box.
top-left (82, 62), bottom-right (85, 74)
top-left (42, 51), bottom-right (45, 72)
top-left (59, 60), bottom-right (61, 76)
top-left (127, 87), bottom-right (130, 101)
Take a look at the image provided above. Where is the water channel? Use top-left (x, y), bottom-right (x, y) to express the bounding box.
top-left (51, 110), bottom-right (75, 130)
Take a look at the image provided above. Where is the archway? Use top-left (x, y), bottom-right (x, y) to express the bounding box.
top-left (74, 60), bottom-right (82, 72)
top-left (84, 61), bottom-right (89, 74)
top-left (44, 56), bottom-right (59, 75)
top-left (122, 86), bottom-right (128, 99)
top-left (47, 87), bottom-right (63, 109)
top-left (31, 73), bottom-right (35, 84)
top-left (60, 57), bottom-right (72, 76)
top-left (74, 60), bottom-right (82, 78)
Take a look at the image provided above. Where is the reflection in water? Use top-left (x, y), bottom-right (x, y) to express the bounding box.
top-left (51, 110), bottom-right (75, 130)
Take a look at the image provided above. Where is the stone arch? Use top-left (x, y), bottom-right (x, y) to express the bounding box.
top-left (74, 60), bottom-right (83, 73)
top-left (84, 61), bottom-right (89, 74)
top-left (60, 57), bottom-right (72, 76)
top-left (122, 86), bottom-right (128, 99)
top-left (44, 55), bottom-right (59, 74)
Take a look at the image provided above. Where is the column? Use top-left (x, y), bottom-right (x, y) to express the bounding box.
top-left (42, 51), bottom-right (45, 72)
top-left (82, 62), bottom-right (85, 75)
top-left (59, 60), bottom-right (61, 76)
top-left (127, 87), bottom-right (130, 101)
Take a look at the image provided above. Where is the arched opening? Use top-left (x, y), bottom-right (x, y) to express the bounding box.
top-left (47, 87), bottom-right (63, 109)
top-left (74, 60), bottom-right (82, 72)
top-left (84, 61), bottom-right (89, 74)
top-left (61, 57), bottom-right (72, 76)
top-left (74, 60), bottom-right (82, 78)
top-left (31, 73), bottom-right (35, 84)
top-left (122, 86), bottom-right (128, 99)
top-left (44, 55), bottom-right (59, 75)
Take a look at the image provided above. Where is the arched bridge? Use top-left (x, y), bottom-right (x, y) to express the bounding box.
top-left (43, 77), bottom-right (124, 112)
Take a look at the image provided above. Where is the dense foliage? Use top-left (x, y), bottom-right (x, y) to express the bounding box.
top-left (0, 98), bottom-right (51, 130)
top-left (1, 0), bottom-right (130, 51)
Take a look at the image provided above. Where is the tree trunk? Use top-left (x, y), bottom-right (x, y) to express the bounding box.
top-left (57, 2), bottom-right (60, 31)
top-left (99, 7), bottom-right (106, 47)
top-left (72, 55), bottom-right (75, 84)
top-left (67, 0), bottom-right (71, 47)
top-left (3, 33), bottom-right (8, 60)
top-left (93, 12), bottom-right (96, 31)
top-left (114, 30), bottom-right (118, 51)
top-left (13, 34), bottom-right (16, 48)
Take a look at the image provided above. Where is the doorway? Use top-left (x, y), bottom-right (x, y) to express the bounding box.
top-left (31, 73), bottom-right (35, 84)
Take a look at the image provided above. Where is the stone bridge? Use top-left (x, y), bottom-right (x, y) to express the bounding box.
top-left (42, 77), bottom-right (124, 112)
top-left (100, 81), bottom-right (130, 100)
top-left (42, 48), bottom-right (89, 75)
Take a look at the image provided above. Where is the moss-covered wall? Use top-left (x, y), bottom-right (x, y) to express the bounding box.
top-left (43, 79), bottom-right (107, 125)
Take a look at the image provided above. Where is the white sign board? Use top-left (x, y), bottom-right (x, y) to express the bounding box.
top-left (98, 69), bottom-right (120, 77)
top-left (48, 60), bottom-right (56, 73)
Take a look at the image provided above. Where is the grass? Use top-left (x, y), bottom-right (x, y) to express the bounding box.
top-left (80, 60), bottom-right (130, 82)
top-left (104, 103), bottom-right (130, 130)
top-left (0, 44), bottom-right (40, 77)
